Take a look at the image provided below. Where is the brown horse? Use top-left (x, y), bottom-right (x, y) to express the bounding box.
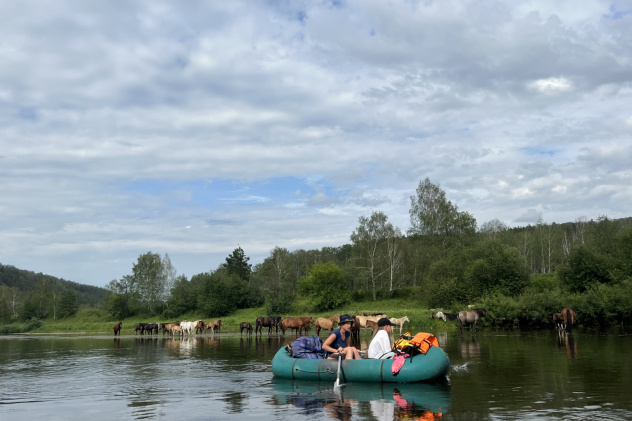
top-left (113, 322), bottom-right (122, 336)
top-left (255, 316), bottom-right (281, 336)
top-left (240, 322), bottom-right (253, 335)
top-left (314, 315), bottom-right (339, 336)
top-left (458, 308), bottom-right (486, 335)
top-left (561, 308), bottom-right (576, 334)
top-left (280, 317), bottom-right (314, 336)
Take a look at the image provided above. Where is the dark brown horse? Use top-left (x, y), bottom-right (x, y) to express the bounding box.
top-left (256, 316), bottom-right (281, 336)
top-left (113, 322), bottom-right (122, 336)
top-left (561, 307), bottom-right (576, 334)
top-left (458, 308), bottom-right (486, 335)
top-left (240, 322), bottom-right (253, 335)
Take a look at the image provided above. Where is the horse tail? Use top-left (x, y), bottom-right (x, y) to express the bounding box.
top-left (565, 309), bottom-right (573, 334)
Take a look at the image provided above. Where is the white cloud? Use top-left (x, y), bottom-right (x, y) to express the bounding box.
top-left (528, 77), bottom-right (573, 95)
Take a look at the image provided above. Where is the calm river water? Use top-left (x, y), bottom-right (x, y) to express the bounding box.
top-left (1, 329), bottom-right (631, 420)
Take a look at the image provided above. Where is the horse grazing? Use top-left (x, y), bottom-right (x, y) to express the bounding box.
top-left (255, 316), bottom-right (281, 336)
top-left (314, 315), bottom-right (339, 336)
top-left (552, 313), bottom-right (564, 332)
top-left (389, 316), bottom-right (410, 335)
top-left (113, 322), bottom-right (122, 336)
top-left (280, 317), bottom-right (314, 336)
top-left (458, 308), bottom-right (486, 335)
top-left (435, 311), bottom-right (458, 322)
top-left (240, 322), bottom-right (253, 336)
top-left (561, 308), bottom-right (576, 334)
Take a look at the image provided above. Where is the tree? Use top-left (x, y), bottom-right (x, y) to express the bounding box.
top-left (479, 219), bottom-right (509, 240)
top-left (298, 262), bottom-right (350, 311)
top-left (350, 211), bottom-right (391, 300)
top-left (408, 178), bottom-right (476, 248)
top-left (132, 252), bottom-right (165, 315)
top-left (58, 291), bottom-right (78, 318)
top-left (198, 272), bottom-right (245, 317)
top-left (161, 254), bottom-right (177, 307)
top-left (224, 246), bottom-right (252, 281)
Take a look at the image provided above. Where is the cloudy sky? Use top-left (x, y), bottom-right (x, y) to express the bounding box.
top-left (1, 1), bottom-right (631, 287)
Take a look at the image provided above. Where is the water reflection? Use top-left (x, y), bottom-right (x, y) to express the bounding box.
top-left (271, 379), bottom-right (451, 420)
top-left (556, 331), bottom-right (578, 359)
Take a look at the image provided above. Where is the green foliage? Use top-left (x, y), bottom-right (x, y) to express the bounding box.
top-left (223, 247), bottom-right (252, 281)
top-left (0, 318), bottom-right (42, 334)
top-left (105, 293), bottom-right (129, 319)
top-left (529, 273), bottom-right (561, 293)
top-left (571, 280), bottom-right (632, 327)
top-left (266, 292), bottom-right (295, 315)
top-left (58, 291), bottom-right (78, 318)
top-left (425, 240), bottom-right (529, 307)
top-left (197, 272), bottom-right (246, 317)
top-left (298, 262), bottom-right (350, 311)
top-left (558, 245), bottom-right (612, 292)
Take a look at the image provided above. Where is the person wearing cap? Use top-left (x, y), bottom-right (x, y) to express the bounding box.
top-left (367, 317), bottom-right (396, 359)
top-left (322, 314), bottom-right (361, 360)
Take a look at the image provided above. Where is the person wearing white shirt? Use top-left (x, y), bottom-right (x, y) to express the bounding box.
top-left (367, 317), bottom-right (396, 359)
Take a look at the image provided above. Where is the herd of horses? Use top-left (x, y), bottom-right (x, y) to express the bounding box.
top-left (431, 306), bottom-right (577, 335)
top-left (113, 307), bottom-right (577, 337)
top-left (112, 319), bottom-right (224, 336)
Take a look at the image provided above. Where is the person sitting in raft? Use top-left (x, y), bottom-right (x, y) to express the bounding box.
top-left (367, 317), bottom-right (397, 359)
top-left (322, 314), bottom-right (361, 360)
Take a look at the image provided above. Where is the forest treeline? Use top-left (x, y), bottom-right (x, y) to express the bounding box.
top-left (0, 264), bottom-right (108, 323)
top-left (3, 178), bottom-right (632, 329)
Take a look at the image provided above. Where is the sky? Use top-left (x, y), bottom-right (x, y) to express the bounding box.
top-left (1, 0), bottom-right (631, 288)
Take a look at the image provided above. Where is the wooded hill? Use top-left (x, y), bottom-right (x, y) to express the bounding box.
top-left (0, 263), bottom-right (108, 322)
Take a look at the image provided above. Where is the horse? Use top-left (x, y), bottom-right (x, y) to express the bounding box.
top-left (113, 322), bottom-right (122, 336)
top-left (170, 325), bottom-right (183, 336)
top-left (314, 315), bottom-right (339, 336)
top-left (143, 323), bottom-right (159, 335)
top-left (134, 323), bottom-right (148, 335)
top-left (280, 317), bottom-right (314, 336)
top-left (180, 320), bottom-right (200, 335)
top-left (240, 322), bottom-right (253, 335)
top-left (211, 320), bottom-right (222, 333)
top-left (561, 308), bottom-right (576, 334)
top-left (435, 311), bottom-right (458, 322)
top-left (389, 316), bottom-right (410, 335)
top-left (354, 314), bottom-right (387, 335)
top-left (350, 315), bottom-right (360, 340)
top-left (255, 316), bottom-right (281, 336)
top-left (552, 313), bottom-right (565, 332)
top-left (160, 322), bottom-right (180, 335)
top-left (194, 320), bottom-right (205, 334)
top-left (457, 308), bottom-right (486, 335)
top-left (365, 320), bottom-right (379, 337)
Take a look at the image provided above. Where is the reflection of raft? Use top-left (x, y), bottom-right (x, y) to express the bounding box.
top-left (271, 346), bottom-right (450, 383)
top-left (271, 378), bottom-right (452, 413)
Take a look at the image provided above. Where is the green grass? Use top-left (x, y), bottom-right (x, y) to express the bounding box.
top-left (22, 299), bottom-right (459, 335)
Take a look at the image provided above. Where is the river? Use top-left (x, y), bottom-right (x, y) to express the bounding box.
top-left (1, 329), bottom-right (630, 420)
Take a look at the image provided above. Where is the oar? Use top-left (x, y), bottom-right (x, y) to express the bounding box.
top-left (333, 351), bottom-right (343, 390)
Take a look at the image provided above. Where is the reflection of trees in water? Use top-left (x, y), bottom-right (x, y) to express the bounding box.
top-left (222, 391), bottom-right (246, 414)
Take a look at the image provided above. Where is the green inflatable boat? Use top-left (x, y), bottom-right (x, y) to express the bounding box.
top-left (271, 346), bottom-right (450, 383)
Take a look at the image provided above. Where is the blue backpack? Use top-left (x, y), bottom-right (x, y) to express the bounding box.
top-left (289, 336), bottom-right (326, 359)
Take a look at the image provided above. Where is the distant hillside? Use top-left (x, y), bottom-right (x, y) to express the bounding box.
top-left (0, 263), bottom-right (107, 308)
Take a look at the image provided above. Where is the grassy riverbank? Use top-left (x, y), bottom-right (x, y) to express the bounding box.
top-left (12, 298), bottom-right (453, 335)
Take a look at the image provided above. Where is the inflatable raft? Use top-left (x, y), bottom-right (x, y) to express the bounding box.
top-left (271, 345), bottom-right (450, 383)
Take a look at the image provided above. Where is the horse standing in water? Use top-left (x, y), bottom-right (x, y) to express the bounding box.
top-left (457, 308), bottom-right (486, 335)
top-left (113, 322), bottom-right (122, 336)
top-left (561, 307), bottom-right (576, 334)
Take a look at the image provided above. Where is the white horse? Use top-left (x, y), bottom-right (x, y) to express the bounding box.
top-left (389, 316), bottom-right (410, 334)
top-left (435, 311), bottom-right (447, 322)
